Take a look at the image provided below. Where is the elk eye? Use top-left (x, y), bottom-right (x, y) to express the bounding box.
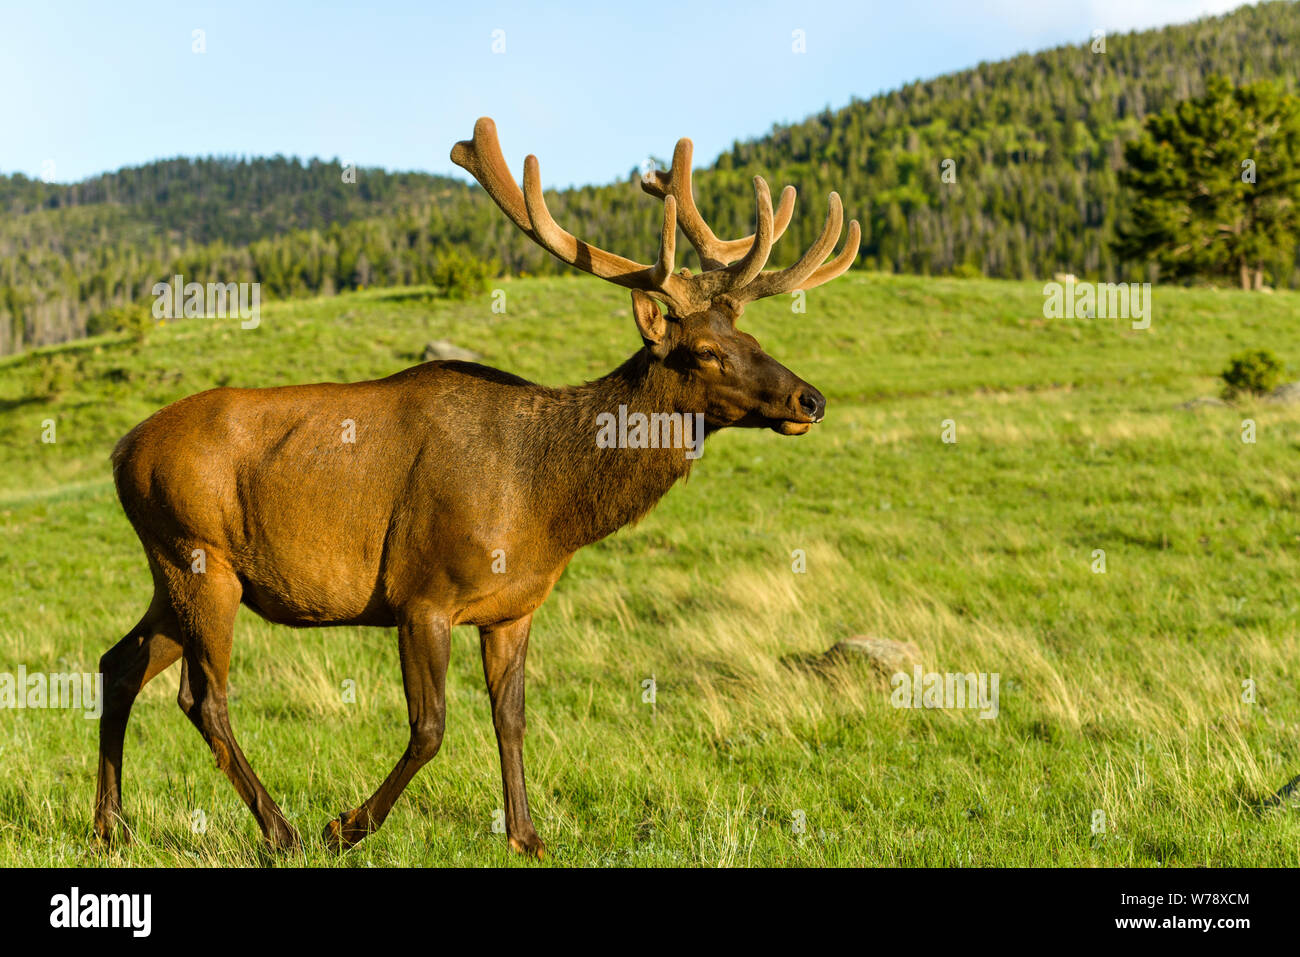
top-left (696, 347), bottom-right (720, 364)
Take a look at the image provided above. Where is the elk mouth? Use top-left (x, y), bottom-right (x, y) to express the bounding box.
top-left (733, 403), bottom-right (824, 434)
top-left (770, 384), bottom-right (826, 434)
top-left (772, 416), bottom-right (818, 436)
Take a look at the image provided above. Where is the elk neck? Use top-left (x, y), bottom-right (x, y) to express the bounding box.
top-left (529, 348), bottom-right (712, 552)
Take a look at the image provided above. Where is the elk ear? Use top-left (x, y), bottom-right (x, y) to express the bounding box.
top-left (631, 290), bottom-right (670, 356)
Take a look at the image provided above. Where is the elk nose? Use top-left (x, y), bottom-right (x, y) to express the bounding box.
top-left (797, 387), bottom-right (826, 422)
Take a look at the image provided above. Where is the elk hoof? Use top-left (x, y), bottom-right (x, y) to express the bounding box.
top-left (322, 810), bottom-right (370, 851)
top-left (508, 832), bottom-right (547, 860)
top-left (92, 815), bottom-right (131, 848)
top-left (266, 820), bottom-right (304, 854)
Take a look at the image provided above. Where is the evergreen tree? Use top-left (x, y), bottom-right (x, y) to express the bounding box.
top-left (1117, 75), bottom-right (1300, 289)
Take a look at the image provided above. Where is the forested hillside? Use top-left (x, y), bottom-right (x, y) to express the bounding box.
top-left (722, 0), bottom-right (1300, 284)
top-left (0, 158), bottom-right (475, 351)
top-left (3, 0), bottom-right (1297, 355)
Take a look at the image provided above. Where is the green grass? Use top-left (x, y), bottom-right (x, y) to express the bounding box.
top-left (2, 272), bottom-right (1300, 866)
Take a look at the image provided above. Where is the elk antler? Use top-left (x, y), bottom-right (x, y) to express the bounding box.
top-left (640, 137), bottom-right (797, 271)
top-left (450, 117), bottom-right (860, 316)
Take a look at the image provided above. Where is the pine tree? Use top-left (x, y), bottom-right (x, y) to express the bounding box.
top-left (1116, 75), bottom-right (1300, 289)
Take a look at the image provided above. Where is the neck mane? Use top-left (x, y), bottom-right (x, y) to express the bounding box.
top-left (529, 350), bottom-right (707, 552)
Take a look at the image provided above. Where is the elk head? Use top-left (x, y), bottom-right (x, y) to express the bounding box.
top-left (451, 118), bottom-right (861, 435)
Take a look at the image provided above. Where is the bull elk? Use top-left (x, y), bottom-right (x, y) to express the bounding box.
top-left (93, 117), bottom-right (860, 858)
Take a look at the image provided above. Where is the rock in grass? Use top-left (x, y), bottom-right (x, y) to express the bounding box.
top-left (1178, 396), bottom-right (1228, 410)
top-left (822, 635), bottom-right (922, 677)
top-left (1180, 382), bottom-right (1300, 408)
top-left (1266, 382), bottom-right (1300, 404)
top-left (422, 340), bottom-right (481, 362)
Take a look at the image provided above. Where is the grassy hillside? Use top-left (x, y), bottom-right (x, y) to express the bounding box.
top-left (1, 273), bottom-right (1299, 866)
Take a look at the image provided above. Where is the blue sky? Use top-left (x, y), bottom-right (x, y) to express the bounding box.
top-left (1, 0), bottom-right (1254, 187)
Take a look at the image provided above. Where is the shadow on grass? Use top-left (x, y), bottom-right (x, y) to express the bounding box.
top-left (0, 393), bottom-right (49, 413)
top-left (1252, 772), bottom-right (1300, 815)
top-left (367, 288), bottom-right (443, 305)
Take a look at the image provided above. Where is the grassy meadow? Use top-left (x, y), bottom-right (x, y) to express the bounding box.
top-left (1, 272), bottom-right (1299, 866)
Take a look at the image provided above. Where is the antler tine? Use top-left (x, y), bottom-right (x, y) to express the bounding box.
top-left (642, 138), bottom-right (796, 270)
top-left (450, 117), bottom-right (535, 237)
top-left (453, 118), bottom-right (692, 311)
top-left (727, 177), bottom-right (776, 287)
top-left (732, 192), bottom-right (846, 303)
top-left (693, 176), bottom-right (775, 299)
top-left (522, 154), bottom-right (671, 285)
top-left (649, 195), bottom-right (677, 287)
top-left (798, 218), bottom-right (861, 291)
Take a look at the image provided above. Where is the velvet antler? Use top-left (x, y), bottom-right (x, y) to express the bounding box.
top-left (451, 117), bottom-right (860, 315)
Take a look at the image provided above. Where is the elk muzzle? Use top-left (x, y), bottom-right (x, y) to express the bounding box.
top-left (768, 370), bottom-right (826, 435)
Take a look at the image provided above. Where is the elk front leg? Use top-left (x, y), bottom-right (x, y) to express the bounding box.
top-left (324, 606), bottom-right (451, 850)
top-left (480, 614), bottom-right (544, 859)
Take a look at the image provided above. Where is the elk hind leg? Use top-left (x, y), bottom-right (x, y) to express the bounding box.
top-left (174, 566), bottom-right (301, 852)
top-left (94, 597), bottom-right (183, 844)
